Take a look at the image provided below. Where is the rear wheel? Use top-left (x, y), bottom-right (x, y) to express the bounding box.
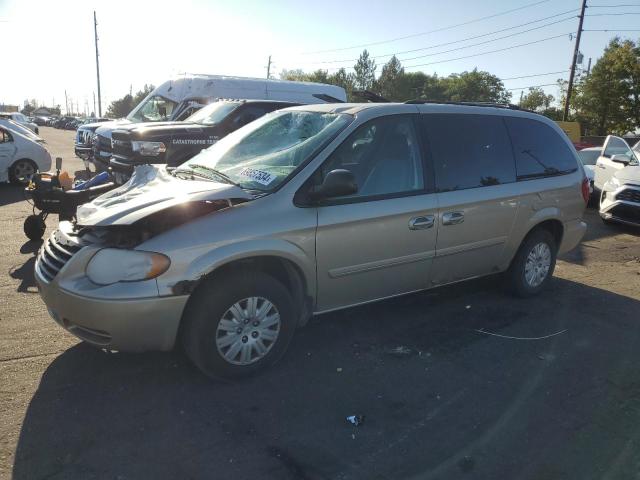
top-left (181, 271), bottom-right (296, 380)
top-left (9, 159), bottom-right (37, 185)
top-left (507, 229), bottom-right (557, 297)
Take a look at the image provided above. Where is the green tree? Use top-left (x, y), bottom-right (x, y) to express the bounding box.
top-left (106, 84), bottom-right (155, 118)
top-left (520, 87), bottom-right (555, 112)
top-left (572, 38), bottom-right (640, 135)
top-left (377, 55), bottom-right (404, 101)
top-left (442, 69), bottom-right (511, 103)
top-left (327, 68), bottom-right (357, 100)
top-left (353, 49), bottom-right (376, 90)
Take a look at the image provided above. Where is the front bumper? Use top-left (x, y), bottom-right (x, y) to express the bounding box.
top-left (35, 248), bottom-right (188, 352)
top-left (599, 183), bottom-right (640, 227)
top-left (74, 145), bottom-right (93, 159)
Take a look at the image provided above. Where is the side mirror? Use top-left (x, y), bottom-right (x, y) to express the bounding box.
top-left (309, 169), bottom-right (357, 201)
top-left (611, 154), bottom-right (631, 165)
top-left (55, 157), bottom-right (62, 170)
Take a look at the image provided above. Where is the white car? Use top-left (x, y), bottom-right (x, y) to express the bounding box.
top-left (593, 135), bottom-right (638, 193)
top-left (0, 118), bottom-right (44, 143)
top-left (600, 161), bottom-right (640, 227)
top-left (578, 146), bottom-right (600, 195)
top-left (0, 125), bottom-right (51, 184)
top-left (0, 112), bottom-right (39, 134)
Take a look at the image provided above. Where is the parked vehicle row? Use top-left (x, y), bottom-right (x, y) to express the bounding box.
top-left (37, 102), bottom-right (588, 379)
top-left (75, 74), bottom-right (348, 178)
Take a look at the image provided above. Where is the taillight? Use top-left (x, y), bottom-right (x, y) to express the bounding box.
top-left (581, 176), bottom-right (590, 204)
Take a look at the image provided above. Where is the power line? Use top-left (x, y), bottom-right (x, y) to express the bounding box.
top-left (301, 0), bottom-right (552, 54)
top-left (588, 3), bottom-right (640, 6)
top-left (507, 82), bottom-right (561, 91)
top-left (583, 28), bottom-right (640, 31)
top-left (307, 10), bottom-right (578, 66)
top-left (500, 70), bottom-right (569, 81)
top-left (585, 12), bottom-right (640, 15)
top-left (403, 32), bottom-right (574, 69)
top-left (398, 17), bottom-right (577, 63)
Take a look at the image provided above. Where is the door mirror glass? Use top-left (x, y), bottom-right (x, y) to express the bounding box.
top-left (309, 169), bottom-right (357, 200)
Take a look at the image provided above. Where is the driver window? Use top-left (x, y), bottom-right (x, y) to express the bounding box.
top-left (604, 137), bottom-right (633, 159)
top-left (321, 115), bottom-right (424, 199)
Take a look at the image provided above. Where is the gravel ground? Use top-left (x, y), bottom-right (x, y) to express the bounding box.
top-left (1, 127), bottom-right (639, 480)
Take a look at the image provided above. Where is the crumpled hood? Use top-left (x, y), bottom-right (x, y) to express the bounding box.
top-left (613, 165), bottom-right (640, 185)
top-left (76, 165), bottom-right (252, 226)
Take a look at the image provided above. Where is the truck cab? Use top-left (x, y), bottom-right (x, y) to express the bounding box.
top-left (108, 100), bottom-right (299, 183)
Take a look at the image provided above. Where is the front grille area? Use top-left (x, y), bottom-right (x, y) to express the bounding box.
top-left (111, 133), bottom-right (133, 157)
top-left (616, 188), bottom-right (640, 204)
top-left (609, 204), bottom-right (640, 224)
top-left (36, 233), bottom-right (83, 282)
top-left (75, 130), bottom-right (94, 147)
top-left (96, 134), bottom-right (112, 153)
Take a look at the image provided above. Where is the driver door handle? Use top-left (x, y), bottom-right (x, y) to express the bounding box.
top-left (409, 215), bottom-right (435, 230)
top-left (442, 211), bottom-right (465, 226)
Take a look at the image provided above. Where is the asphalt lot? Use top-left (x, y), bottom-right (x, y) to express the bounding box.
top-left (1, 127), bottom-right (640, 480)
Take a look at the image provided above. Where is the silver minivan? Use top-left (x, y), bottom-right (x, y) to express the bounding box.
top-left (35, 103), bottom-right (589, 379)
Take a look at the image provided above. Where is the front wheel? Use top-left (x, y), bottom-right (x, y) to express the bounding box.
top-left (9, 159), bottom-right (37, 185)
top-left (507, 229), bottom-right (557, 298)
top-left (181, 271), bottom-right (296, 380)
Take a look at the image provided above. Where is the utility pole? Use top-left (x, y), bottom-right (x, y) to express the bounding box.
top-left (94, 11), bottom-right (102, 117)
top-left (519, 90), bottom-right (524, 106)
top-left (64, 90), bottom-right (69, 115)
top-left (586, 57), bottom-right (592, 77)
top-left (266, 55), bottom-right (272, 79)
top-left (563, 0), bottom-right (587, 121)
top-left (93, 92), bottom-right (96, 116)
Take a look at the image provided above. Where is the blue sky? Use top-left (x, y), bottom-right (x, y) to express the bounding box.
top-left (1, 0), bottom-right (638, 111)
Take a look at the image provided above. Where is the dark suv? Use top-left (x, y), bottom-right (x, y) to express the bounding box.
top-left (109, 100), bottom-right (299, 184)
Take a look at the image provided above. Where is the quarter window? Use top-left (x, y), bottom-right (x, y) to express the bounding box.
top-left (504, 117), bottom-right (578, 180)
top-left (422, 114), bottom-right (515, 192)
top-left (321, 115), bottom-right (424, 199)
top-left (0, 129), bottom-right (12, 143)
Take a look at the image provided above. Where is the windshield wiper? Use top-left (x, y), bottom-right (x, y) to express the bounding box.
top-left (183, 164), bottom-right (241, 187)
top-left (171, 168), bottom-right (216, 182)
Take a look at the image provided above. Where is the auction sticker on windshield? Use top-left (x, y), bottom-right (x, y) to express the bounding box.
top-left (238, 167), bottom-right (276, 186)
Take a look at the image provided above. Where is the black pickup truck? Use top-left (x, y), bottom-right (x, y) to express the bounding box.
top-left (109, 100), bottom-right (299, 183)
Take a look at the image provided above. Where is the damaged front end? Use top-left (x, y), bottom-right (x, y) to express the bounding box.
top-left (75, 199), bottom-right (242, 249)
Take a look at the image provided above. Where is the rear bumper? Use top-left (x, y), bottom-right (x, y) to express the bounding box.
top-left (558, 219), bottom-right (587, 255)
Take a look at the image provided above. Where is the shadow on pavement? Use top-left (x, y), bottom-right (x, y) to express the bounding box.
top-left (9, 240), bottom-right (41, 293)
top-left (13, 277), bottom-right (640, 479)
top-left (0, 184), bottom-right (26, 207)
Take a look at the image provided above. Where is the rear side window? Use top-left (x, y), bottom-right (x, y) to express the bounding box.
top-left (422, 114), bottom-right (515, 192)
top-left (505, 117), bottom-right (578, 180)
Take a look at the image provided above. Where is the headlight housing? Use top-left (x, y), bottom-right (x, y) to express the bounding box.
top-left (131, 141), bottom-right (167, 156)
top-left (86, 249), bottom-right (170, 285)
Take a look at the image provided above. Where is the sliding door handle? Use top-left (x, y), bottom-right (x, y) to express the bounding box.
top-left (442, 211), bottom-right (464, 225)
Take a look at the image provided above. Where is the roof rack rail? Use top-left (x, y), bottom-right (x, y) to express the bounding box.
top-left (404, 99), bottom-right (525, 110)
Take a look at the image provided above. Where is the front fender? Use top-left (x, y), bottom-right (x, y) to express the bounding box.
top-left (159, 238), bottom-right (316, 300)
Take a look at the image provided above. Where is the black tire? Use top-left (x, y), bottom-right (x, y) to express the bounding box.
top-left (181, 271), bottom-right (296, 380)
top-left (23, 215), bottom-right (46, 241)
top-left (506, 229), bottom-right (557, 298)
top-left (9, 159), bottom-right (37, 185)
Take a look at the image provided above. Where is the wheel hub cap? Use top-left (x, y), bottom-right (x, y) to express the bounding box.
top-left (215, 297), bottom-right (281, 365)
top-left (524, 242), bottom-right (552, 288)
